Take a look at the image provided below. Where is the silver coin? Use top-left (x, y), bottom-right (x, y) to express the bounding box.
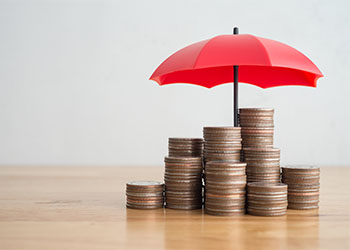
top-left (127, 181), bottom-right (164, 187)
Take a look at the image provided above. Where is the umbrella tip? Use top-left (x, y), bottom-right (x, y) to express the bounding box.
top-left (233, 27), bottom-right (239, 35)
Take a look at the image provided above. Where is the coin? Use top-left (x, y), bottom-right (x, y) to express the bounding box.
top-left (203, 160), bottom-right (247, 216)
top-left (247, 208), bottom-right (286, 216)
top-left (127, 197), bottom-right (164, 204)
top-left (165, 156), bottom-right (202, 163)
top-left (203, 127), bottom-right (243, 168)
top-left (281, 165), bottom-right (320, 210)
top-left (243, 147), bottom-right (281, 183)
top-left (240, 122), bottom-right (274, 128)
top-left (282, 165), bottom-right (320, 175)
top-left (126, 204), bottom-right (164, 210)
top-left (246, 182), bottom-right (287, 216)
top-left (203, 126), bottom-right (242, 131)
top-left (239, 108), bottom-right (274, 112)
top-left (248, 182), bottom-right (287, 190)
top-left (241, 127), bottom-right (274, 134)
top-left (205, 207), bottom-right (245, 216)
top-left (127, 181), bottom-right (164, 188)
top-left (166, 204), bottom-right (202, 210)
top-left (239, 108), bottom-right (277, 181)
top-left (169, 137), bottom-right (203, 142)
top-left (126, 192), bottom-right (163, 197)
top-left (163, 155), bottom-right (203, 210)
top-left (287, 204), bottom-right (319, 210)
top-left (168, 138), bottom-right (203, 157)
top-left (125, 181), bottom-right (164, 210)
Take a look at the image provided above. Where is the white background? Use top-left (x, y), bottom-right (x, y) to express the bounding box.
top-left (0, 0), bottom-right (349, 167)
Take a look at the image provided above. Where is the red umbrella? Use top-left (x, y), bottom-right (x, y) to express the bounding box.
top-left (149, 28), bottom-right (323, 126)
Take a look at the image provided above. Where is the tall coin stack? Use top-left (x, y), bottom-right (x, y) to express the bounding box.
top-left (239, 108), bottom-right (281, 183)
top-left (202, 127), bottom-right (244, 216)
top-left (168, 138), bottom-right (203, 157)
top-left (282, 166), bottom-right (320, 209)
top-left (164, 156), bottom-right (203, 210)
top-left (126, 181), bottom-right (164, 209)
top-left (205, 161), bottom-right (247, 216)
top-left (243, 148), bottom-right (281, 183)
top-left (203, 127), bottom-right (242, 163)
top-left (247, 182), bottom-right (288, 216)
top-left (239, 108), bottom-right (274, 149)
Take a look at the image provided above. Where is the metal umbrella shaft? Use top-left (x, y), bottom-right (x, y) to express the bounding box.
top-left (233, 27), bottom-right (239, 127)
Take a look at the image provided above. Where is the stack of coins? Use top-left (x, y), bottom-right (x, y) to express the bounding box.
top-left (282, 165), bottom-right (320, 209)
top-left (247, 182), bottom-right (288, 216)
top-left (168, 138), bottom-right (203, 157)
top-left (240, 127), bottom-right (274, 148)
top-left (243, 148), bottom-right (281, 183)
top-left (203, 127), bottom-right (242, 163)
top-left (204, 161), bottom-right (247, 216)
top-left (239, 108), bottom-right (274, 148)
top-left (126, 181), bottom-right (164, 209)
top-left (164, 156), bottom-right (203, 209)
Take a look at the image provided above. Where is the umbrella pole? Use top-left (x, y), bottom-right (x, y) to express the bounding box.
top-left (234, 66), bottom-right (238, 127)
top-left (233, 27), bottom-right (239, 127)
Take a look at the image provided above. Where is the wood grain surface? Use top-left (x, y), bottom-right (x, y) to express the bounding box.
top-left (0, 166), bottom-right (349, 250)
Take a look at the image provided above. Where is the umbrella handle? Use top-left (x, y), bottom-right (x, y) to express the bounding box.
top-left (233, 27), bottom-right (239, 127)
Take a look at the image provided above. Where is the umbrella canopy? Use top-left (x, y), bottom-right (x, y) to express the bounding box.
top-left (150, 34), bottom-right (323, 88)
top-left (149, 29), bottom-right (323, 126)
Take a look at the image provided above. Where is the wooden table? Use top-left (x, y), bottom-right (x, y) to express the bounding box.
top-left (0, 166), bottom-right (349, 250)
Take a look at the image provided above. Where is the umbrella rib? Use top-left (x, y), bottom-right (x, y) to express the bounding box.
top-left (250, 35), bottom-right (273, 66)
top-left (192, 36), bottom-right (218, 69)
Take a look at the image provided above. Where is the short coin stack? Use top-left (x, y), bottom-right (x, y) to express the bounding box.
top-left (205, 161), bottom-right (247, 216)
top-left (168, 138), bottom-right (203, 157)
top-left (243, 148), bottom-right (281, 183)
top-left (203, 127), bottom-right (242, 163)
top-left (239, 108), bottom-right (274, 148)
top-left (126, 181), bottom-right (164, 209)
top-left (282, 165), bottom-right (320, 209)
top-left (247, 182), bottom-right (288, 216)
top-left (164, 156), bottom-right (203, 209)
